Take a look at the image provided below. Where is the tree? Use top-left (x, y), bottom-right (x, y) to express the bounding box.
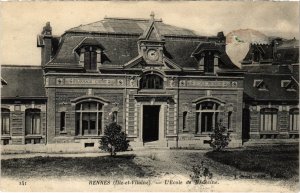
top-left (99, 122), bottom-right (129, 156)
top-left (209, 119), bottom-right (231, 151)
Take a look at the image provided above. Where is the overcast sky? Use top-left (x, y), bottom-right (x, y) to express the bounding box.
top-left (0, 1), bottom-right (299, 66)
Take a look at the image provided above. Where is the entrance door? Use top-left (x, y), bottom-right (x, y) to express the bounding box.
top-left (143, 105), bottom-right (160, 142)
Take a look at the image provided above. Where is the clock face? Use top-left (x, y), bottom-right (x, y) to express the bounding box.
top-left (147, 49), bottom-right (159, 61)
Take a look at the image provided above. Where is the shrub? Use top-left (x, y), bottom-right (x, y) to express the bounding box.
top-left (209, 119), bottom-right (231, 151)
top-left (190, 161), bottom-right (213, 183)
top-left (99, 122), bottom-right (129, 156)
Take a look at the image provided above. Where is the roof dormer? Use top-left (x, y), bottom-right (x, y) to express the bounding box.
top-left (281, 79), bottom-right (298, 91)
top-left (73, 37), bottom-right (110, 72)
top-left (253, 79), bottom-right (268, 91)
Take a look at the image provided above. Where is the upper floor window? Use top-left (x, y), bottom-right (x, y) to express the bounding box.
top-left (1, 108), bottom-right (10, 135)
top-left (84, 46), bottom-right (97, 70)
top-left (289, 108), bottom-right (299, 131)
top-left (204, 51), bottom-right (215, 73)
top-left (140, 74), bottom-right (163, 89)
top-left (25, 108), bottom-right (41, 135)
top-left (260, 108), bottom-right (278, 131)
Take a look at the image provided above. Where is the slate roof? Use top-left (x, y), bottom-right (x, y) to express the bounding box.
top-left (242, 64), bottom-right (292, 74)
top-left (1, 65), bottom-right (46, 99)
top-left (47, 17), bottom-right (213, 69)
top-left (67, 17), bottom-right (198, 37)
top-left (244, 73), bottom-right (299, 101)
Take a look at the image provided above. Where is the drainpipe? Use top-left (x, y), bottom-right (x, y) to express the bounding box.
top-left (124, 73), bottom-right (127, 135)
top-left (176, 76), bottom-right (179, 148)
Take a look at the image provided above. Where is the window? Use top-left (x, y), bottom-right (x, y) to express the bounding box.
top-left (25, 109), bottom-right (41, 135)
top-left (196, 101), bottom-right (221, 133)
top-left (183, 111), bottom-right (187, 131)
top-left (228, 112), bottom-right (232, 131)
top-left (289, 108), bottom-right (299, 131)
top-left (76, 101), bottom-right (103, 136)
top-left (260, 108), bottom-right (278, 131)
top-left (84, 46), bottom-right (97, 70)
top-left (60, 112), bottom-right (66, 132)
top-left (112, 111), bottom-right (118, 123)
top-left (140, 74), bottom-right (163, 89)
top-left (204, 51), bottom-right (214, 73)
top-left (1, 108), bottom-right (10, 135)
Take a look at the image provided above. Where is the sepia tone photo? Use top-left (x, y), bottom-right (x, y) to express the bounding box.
top-left (0, 1), bottom-right (299, 192)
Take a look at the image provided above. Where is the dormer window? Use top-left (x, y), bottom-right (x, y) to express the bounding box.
top-left (82, 46), bottom-right (98, 71)
top-left (253, 79), bottom-right (268, 91)
top-left (204, 51), bottom-right (215, 73)
top-left (281, 80), bottom-right (297, 91)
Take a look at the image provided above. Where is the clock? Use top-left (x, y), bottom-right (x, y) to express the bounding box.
top-left (147, 49), bottom-right (159, 61)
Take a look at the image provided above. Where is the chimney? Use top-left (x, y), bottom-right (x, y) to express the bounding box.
top-left (37, 22), bottom-right (53, 66)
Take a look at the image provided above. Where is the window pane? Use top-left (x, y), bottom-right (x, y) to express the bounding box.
top-left (60, 112), bottom-right (66, 131)
top-left (183, 112), bottom-right (187, 131)
top-left (1, 112), bottom-right (10, 135)
top-left (98, 113), bottom-right (102, 134)
top-left (272, 114), bottom-right (277, 131)
top-left (25, 113), bottom-right (32, 134)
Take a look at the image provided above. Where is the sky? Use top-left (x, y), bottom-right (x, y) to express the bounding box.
top-left (0, 1), bottom-right (299, 66)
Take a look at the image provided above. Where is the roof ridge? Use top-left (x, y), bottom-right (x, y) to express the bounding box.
top-left (104, 16), bottom-right (162, 22)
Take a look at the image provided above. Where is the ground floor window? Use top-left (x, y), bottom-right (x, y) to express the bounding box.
top-left (260, 108), bottom-right (278, 131)
top-left (289, 108), bottom-right (299, 131)
top-left (1, 108), bottom-right (10, 135)
top-left (196, 101), bottom-right (221, 133)
top-left (25, 109), bottom-right (41, 135)
top-left (112, 111), bottom-right (118, 123)
top-left (182, 111), bottom-right (187, 131)
top-left (75, 101), bottom-right (103, 136)
top-left (60, 112), bottom-right (66, 132)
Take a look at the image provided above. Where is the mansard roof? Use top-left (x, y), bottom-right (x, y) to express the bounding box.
top-left (244, 73), bottom-right (299, 102)
top-left (49, 34), bottom-right (204, 69)
top-left (45, 16), bottom-right (238, 72)
top-left (67, 17), bottom-right (198, 37)
top-left (1, 65), bottom-right (46, 99)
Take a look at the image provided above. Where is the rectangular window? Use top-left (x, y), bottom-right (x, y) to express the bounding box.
top-left (60, 112), bottom-right (66, 132)
top-left (25, 109), bottom-right (41, 135)
top-left (290, 111), bottom-right (299, 131)
top-left (183, 112), bottom-right (187, 131)
top-left (1, 113), bottom-right (10, 135)
top-left (260, 109), bottom-right (277, 131)
top-left (228, 112), bottom-right (232, 131)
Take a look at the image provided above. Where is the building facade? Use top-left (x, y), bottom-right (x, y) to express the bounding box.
top-left (1, 15), bottom-right (298, 152)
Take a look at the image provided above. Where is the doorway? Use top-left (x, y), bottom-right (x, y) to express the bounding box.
top-left (143, 105), bottom-right (160, 142)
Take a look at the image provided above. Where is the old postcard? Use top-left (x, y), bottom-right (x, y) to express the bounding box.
top-left (0, 1), bottom-right (299, 192)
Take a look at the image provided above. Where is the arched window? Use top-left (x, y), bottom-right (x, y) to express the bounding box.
top-left (260, 108), bottom-right (278, 131)
top-left (25, 108), bottom-right (41, 135)
top-left (140, 74), bottom-right (163, 89)
top-left (196, 101), bottom-right (221, 134)
top-left (1, 108), bottom-right (10, 135)
top-left (289, 108), bottom-right (299, 131)
top-left (75, 101), bottom-right (103, 136)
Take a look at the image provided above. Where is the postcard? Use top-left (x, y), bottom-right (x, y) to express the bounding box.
top-left (0, 1), bottom-right (299, 192)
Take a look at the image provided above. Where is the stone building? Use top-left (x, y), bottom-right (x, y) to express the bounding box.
top-left (241, 38), bottom-right (299, 142)
top-left (1, 65), bottom-right (47, 146)
top-left (1, 14), bottom-right (298, 152)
